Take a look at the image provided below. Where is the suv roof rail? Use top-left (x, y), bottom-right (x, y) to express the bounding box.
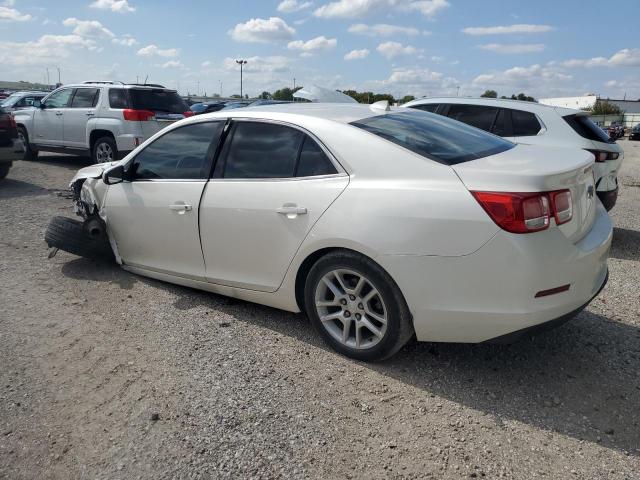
top-left (82, 80), bottom-right (125, 85)
top-left (127, 83), bottom-right (167, 88)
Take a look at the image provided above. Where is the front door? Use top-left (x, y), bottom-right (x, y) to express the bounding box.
top-left (33, 88), bottom-right (73, 146)
top-left (63, 87), bottom-right (100, 148)
top-left (200, 120), bottom-right (349, 292)
top-left (104, 120), bottom-right (224, 279)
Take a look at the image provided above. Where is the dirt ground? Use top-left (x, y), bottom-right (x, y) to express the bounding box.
top-left (1, 141), bottom-right (639, 480)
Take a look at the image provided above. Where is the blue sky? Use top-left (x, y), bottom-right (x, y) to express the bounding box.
top-left (1, 0), bottom-right (639, 99)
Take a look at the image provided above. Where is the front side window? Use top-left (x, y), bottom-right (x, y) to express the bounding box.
top-left (446, 104), bottom-right (498, 132)
top-left (351, 110), bottom-right (514, 165)
top-left (43, 89), bottom-right (73, 108)
top-left (70, 88), bottom-right (99, 108)
top-left (511, 110), bottom-right (542, 137)
top-left (130, 122), bottom-right (223, 180)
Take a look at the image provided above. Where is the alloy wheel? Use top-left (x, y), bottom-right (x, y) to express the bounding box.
top-left (96, 142), bottom-right (114, 162)
top-left (17, 130), bottom-right (27, 153)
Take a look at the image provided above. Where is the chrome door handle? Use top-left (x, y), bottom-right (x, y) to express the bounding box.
top-left (85, 111), bottom-right (95, 116)
top-left (55, 112), bottom-right (63, 116)
top-left (169, 204), bottom-right (192, 212)
top-left (276, 205), bottom-right (307, 215)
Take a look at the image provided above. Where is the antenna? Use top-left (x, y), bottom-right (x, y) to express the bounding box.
top-left (144, 75), bottom-right (148, 85)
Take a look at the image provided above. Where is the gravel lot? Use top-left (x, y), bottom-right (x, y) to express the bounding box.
top-left (1, 141), bottom-right (639, 480)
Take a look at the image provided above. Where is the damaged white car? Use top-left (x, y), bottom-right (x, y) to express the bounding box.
top-left (47, 103), bottom-right (612, 361)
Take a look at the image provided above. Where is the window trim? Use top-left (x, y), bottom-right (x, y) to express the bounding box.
top-left (211, 117), bottom-right (346, 182)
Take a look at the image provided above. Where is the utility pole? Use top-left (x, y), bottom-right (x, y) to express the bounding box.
top-left (219, 80), bottom-right (223, 97)
top-left (46, 68), bottom-right (50, 88)
top-left (293, 77), bottom-right (296, 90)
top-left (56, 66), bottom-right (61, 85)
top-left (197, 80), bottom-right (200, 96)
top-left (235, 59), bottom-right (247, 98)
top-left (456, 86), bottom-right (460, 97)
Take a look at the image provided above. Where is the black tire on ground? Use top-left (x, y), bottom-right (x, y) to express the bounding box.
top-left (92, 136), bottom-right (118, 164)
top-left (0, 163), bottom-right (11, 180)
top-left (45, 216), bottom-right (114, 260)
top-left (304, 250), bottom-right (414, 362)
top-left (18, 127), bottom-right (38, 161)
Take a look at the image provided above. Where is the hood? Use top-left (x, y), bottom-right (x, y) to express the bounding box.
top-left (293, 85), bottom-right (357, 104)
top-left (69, 161), bottom-right (118, 187)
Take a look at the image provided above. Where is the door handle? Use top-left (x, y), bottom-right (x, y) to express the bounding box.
top-left (55, 112), bottom-right (63, 116)
top-left (276, 205), bottom-right (307, 215)
top-left (169, 204), bottom-right (192, 213)
top-left (85, 111), bottom-right (95, 116)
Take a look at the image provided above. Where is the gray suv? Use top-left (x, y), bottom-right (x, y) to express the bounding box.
top-left (14, 81), bottom-right (191, 164)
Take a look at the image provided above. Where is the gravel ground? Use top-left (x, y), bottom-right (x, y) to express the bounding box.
top-left (1, 141), bottom-right (639, 480)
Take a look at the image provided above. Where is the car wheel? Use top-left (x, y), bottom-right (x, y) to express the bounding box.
top-left (45, 216), bottom-right (114, 260)
top-left (0, 163), bottom-right (10, 180)
top-left (18, 127), bottom-right (38, 161)
top-left (304, 250), bottom-right (414, 361)
top-left (92, 136), bottom-right (118, 164)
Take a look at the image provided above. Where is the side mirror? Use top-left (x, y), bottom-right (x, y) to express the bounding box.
top-left (39, 102), bottom-right (46, 109)
top-left (103, 165), bottom-right (125, 185)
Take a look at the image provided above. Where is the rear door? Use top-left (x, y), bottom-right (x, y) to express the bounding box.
top-left (128, 88), bottom-right (189, 140)
top-left (63, 87), bottom-right (100, 148)
top-left (33, 88), bottom-right (73, 146)
top-left (199, 120), bottom-right (349, 292)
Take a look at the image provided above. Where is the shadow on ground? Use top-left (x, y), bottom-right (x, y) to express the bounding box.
top-left (0, 178), bottom-right (50, 199)
top-left (611, 227), bottom-right (640, 261)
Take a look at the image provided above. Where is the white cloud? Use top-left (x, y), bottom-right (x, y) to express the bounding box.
top-left (370, 67), bottom-right (458, 96)
top-left (555, 48), bottom-right (640, 68)
top-left (201, 60), bottom-right (211, 67)
top-left (479, 43), bottom-right (545, 54)
top-left (348, 23), bottom-right (420, 36)
top-left (63, 17), bottom-right (115, 38)
top-left (462, 24), bottom-right (553, 35)
top-left (229, 17), bottom-right (295, 43)
top-left (344, 48), bottom-right (369, 60)
top-left (277, 0), bottom-right (313, 12)
top-left (376, 41), bottom-right (420, 59)
top-left (287, 35), bottom-right (337, 53)
top-left (160, 60), bottom-right (183, 69)
top-left (0, 5), bottom-right (32, 21)
top-left (89, 0), bottom-right (136, 13)
top-left (222, 56), bottom-right (291, 74)
top-left (112, 34), bottom-right (137, 46)
top-left (0, 34), bottom-right (97, 66)
top-left (472, 64), bottom-right (572, 97)
top-left (137, 44), bottom-right (179, 57)
top-left (314, 0), bottom-right (449, 18)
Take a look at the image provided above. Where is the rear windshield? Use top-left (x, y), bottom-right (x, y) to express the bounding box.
top-left (351, 110), bottom-right (514, 165)
top-left (129, 89), bottom-right (187, 114)
top-left (564, 114), bottom-right (613, 144)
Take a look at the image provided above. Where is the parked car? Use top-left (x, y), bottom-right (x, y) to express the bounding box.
top-left (46, 104), bottom-right (611, 361)
top-left (13, 81), bottom-right (192, 164)
top-left (220, 101), bottom-right (251, 111)
top-left (0, 106), bottom-right (24, 180)
top-left (402, 97), bottom-right (624, 211)
top-left (629, 124), bottom-right (640, 141)
top-left (248, 99), bottom-right (292, 107)
top-left (0, 91), bottom-right (47, 112)
top-left (190, 101), bottom-right (226, 115)
top-left (608, 122), bottom-right (625, 140)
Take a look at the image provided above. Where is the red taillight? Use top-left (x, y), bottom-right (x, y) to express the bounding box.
top-left (123, 109), bottom-right (155, 121)
top-left (586, 149), bottom-right (619, 162)
top-left (471, 189), bottom-right (572, 234)
top-left (183, 111), bottom-right (194, 117)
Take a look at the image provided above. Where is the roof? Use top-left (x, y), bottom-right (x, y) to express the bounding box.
top-left (402, 96), bottom-right (580, 117)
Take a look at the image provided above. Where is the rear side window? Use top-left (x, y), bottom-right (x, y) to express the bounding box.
top-left (296, 137), bottom-right (337, 177)
top-left (222, 122), bottom-right (303, 179)
top-left (446, 104), bottom-right (498, 132)
top-left (511, 110), bottom-right (541, 137)
top-left (563, 114), bottom-right (613, 143)
top-left (351, 111), bottom-right (514, 165)
top-left (71, 88), bottom-right (99, 108)
top-left (108, 89), bottom-right (128, 109)
top-left (129, 89), bottom-right (187, 114)
top-left (491, 109), bottom-right (511, 137)
top-left (409, 103), bottom-right (439, 113)
top-left (131, 122), bottom-right (223, 180)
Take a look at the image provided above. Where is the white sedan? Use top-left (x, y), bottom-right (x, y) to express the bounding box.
top-left (51, 103), bottom-right (612, 361)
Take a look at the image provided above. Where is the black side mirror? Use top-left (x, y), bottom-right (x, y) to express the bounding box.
top-left (103, 165), bottom-right (125, 185)
top-left (39, 102), bottom-right (46, 109)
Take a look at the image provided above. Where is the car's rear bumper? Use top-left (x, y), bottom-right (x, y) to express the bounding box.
top-left (379, 202), bottom-right (612, 343)
top-left (0, 138), bottom-right (24, 163)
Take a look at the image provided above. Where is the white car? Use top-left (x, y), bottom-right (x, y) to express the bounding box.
top-left (48, 103), bottom-right (612, 361)
top-left (402, 97), bottom-right (624, 211)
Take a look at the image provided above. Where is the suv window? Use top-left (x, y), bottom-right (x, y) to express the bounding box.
top-left (129, 88), bottom-right (187, 114)
top-left (43, 89), bottom-right (73, 108)
top-left (296, 136), bottom-right (337, 177)
top-left (446, 104), bottom-right (498, 132)
top-left (409, 103), bottom-right (439, 113)
top-left (511, 110), bottom-right (541, 137)
top-left (563, 114), bottom-right (613, 143)
top-left (351, 110), bottom-right (514, 165)
top-left (109, 89), bottom-right (129, 109)
top-left (71, 88), bottom-right (99, 108)
top-left (131, 122), bottom-right (223, 180)
top-left (491, 109), bottom-right (512, 137)
top-left (222, 122), bottom-right (303, 179)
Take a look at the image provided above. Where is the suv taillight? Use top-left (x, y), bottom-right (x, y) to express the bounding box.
top-left (586, 149), bottom-right (619, 162)
top-left (183, 111), bottom-right (194, 117)
top-left (123, 109), bottom-right (155, 121)
top-left (471, 189), bottom-right (572, 234)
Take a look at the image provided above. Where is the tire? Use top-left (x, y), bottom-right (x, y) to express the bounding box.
top-left (92, 136), bottom-right (118, 164)
top-left (45, 216), bottom-right (114, 260)
top-left (17, 127), bottom-right (38, 161)
top-left (0, 163), bottom-right (10, 180)
top-left (304, 250), bottom-right (414, 362)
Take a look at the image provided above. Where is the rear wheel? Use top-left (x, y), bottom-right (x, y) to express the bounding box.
top-left (18, 127), bottom-right (38, 161)
top-left (45, 216), bottom-right (113, 260)
top-left (304, 250), bottom-right (414, 361)
top-left (0, 163), bottom-right (11, 180)
top-left (92, 136), bottom-right (117, 164)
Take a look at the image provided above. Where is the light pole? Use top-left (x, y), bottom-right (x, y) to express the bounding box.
top-left (456, 85), bottom-right (460, 97)
top-left (236, 59), bottom-right (247, 98)
top-left (219, 80), bottom-right (223, 97)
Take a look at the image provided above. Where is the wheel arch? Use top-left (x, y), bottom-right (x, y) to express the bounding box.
top-left (89, 129), bottom-right (116, 151)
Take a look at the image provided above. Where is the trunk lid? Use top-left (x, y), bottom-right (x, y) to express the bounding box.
top-left (453, 144), bottom-right (597, 243)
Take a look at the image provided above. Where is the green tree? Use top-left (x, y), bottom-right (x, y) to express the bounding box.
top-left (259, 91), bottom-right (271, 100)
top-left (400, 95), bottom-right (416, 104)
top-left (510, 93), bottom-right (536, 102)
top-left (480, 89), bottom-right (498, 98)
top-left (272, 86), bottom-right (302, 101)
top-left (589, 100), bottom-right (623, 115)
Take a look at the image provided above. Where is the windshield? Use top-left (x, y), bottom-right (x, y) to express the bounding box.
top-left (129, 89), bottom-right (187, 114)
top-left (0, 93), bottom-right (22, 107)
top-left (351, 110), bottom-right (514, 165)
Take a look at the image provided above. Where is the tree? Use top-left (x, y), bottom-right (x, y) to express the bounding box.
top-left (272, 86), bottom-right (302, 101)
top-left (400, 95), bottom-right (416, 104)
top-left (259, 91), bottom-right (271, 100)
top-left (589, 100), bottom-right (623, 115)
top-left (480, 89), bottom-right (498, 98)
top-left (510, 93), bottom-right (536, 102)
top-left (341, 89), bottom-right (397, 104)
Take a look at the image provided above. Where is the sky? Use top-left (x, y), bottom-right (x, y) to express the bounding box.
top-left (0, 0), bottom-right (639, 100)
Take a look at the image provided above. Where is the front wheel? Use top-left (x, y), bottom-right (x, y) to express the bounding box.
top-left (0, 163), bottom-right (11, 180)
top-left (304, 250), bottom-right (414, 362)
top-left (92, 136), bottom-right (118, 164)
top-left (18, 127), bottom-right (38, 161)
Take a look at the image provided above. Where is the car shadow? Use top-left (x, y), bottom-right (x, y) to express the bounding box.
top-left (34, 154), bottom-right (93, 169)
top-left (0, 178), bottom-right (50, 199)
top-left (60, 256), bottom-right (136, 290)
top-left (610, 227), bottom-right (640, 261)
